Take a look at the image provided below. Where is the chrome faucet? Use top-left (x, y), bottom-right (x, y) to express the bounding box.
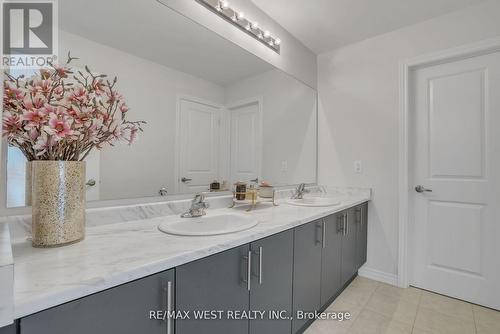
top-left (181, 193), bottom-right (210, 218)
top-left (291, 183), bottom-right (310, 200)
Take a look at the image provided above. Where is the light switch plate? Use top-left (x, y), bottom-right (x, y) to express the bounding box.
top-left (281, 161), bottom-right (288, 172)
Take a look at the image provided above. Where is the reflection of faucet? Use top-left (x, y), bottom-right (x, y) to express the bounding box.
top-left (159, 187), bottom-right (168, 196)
top-left (291, 183), bottom-right (310, 199)
top-left (181, 193), bottom-right (210, 218)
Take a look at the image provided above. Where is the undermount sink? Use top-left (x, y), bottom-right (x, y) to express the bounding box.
top-left (286, 197), bottom-right (341, 207)
top-left (158, 213), bottom-right (259, 236)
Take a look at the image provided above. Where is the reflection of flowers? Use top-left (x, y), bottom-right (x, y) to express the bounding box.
top-left (2, 52), bottom-right (146, 161)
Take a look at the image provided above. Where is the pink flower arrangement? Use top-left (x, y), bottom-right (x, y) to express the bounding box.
top-left (2, 53), bottom-right (145, 161)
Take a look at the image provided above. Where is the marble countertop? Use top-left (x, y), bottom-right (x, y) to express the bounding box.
top-left (10, 188), bottom-right (370, 319)
top-left (0, 223), bottom-right (14, 327)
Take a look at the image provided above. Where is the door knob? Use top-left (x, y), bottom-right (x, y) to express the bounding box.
top-left (86, 179), bottom-right (96, 187)
top-left (181, 177), bottom-right (192, 183)
top-left (415, 185), bottom-right (432, 193)
top-left (159, 187), bottom-right (168, 196)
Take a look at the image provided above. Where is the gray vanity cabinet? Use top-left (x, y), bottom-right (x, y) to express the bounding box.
top-left (292, 220), bottom-right (323, 333)
top-left (175, 244), bottom-right (250, 334)
top-left (320, 212), bottom-right (343, 306)
top-left (356, 203), bottom-right (368, 269)
top-left (249, 230), bottom-right (294, 334)
top-left (340, 208), bottom-right (359, 286)
top-left (16, 202), bottom-right (369, 334)
top-left (0, 323), bottom-right (16, 334)
top-left (19, 269), bottom-right (175, 334)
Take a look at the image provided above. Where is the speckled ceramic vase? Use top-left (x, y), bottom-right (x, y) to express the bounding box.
top-left (31, 161), bottom-right (86, 248)
top-left (25, 161), bottom-right (32, 206)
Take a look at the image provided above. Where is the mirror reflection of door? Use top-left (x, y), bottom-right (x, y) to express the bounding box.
top-left (229, 99), bottom-right (262, 185)
top-left (178, 99), bottom-right (222, 194)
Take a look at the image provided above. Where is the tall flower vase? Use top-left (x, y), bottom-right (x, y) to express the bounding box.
top-left (25, 161), bottom-right (32, 206)
top-left (31, 161), bottom-right (86, 248)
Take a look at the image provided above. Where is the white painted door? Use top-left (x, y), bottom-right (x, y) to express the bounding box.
top-left (178, 99), bottom-right (221, 193)
top-left (229, 101), bottom-right (261, 184)
top-left (410, 52), bottom-right (500, 310)
top-left (84, 150), bottom-right (100, 201)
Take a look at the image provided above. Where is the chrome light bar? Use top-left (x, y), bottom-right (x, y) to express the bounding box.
top-left (195, 0), bottom-right (281, 53)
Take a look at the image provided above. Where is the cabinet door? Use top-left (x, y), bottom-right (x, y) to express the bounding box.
top-left (20, 269), bottom-right (175, 334)
top-left (0, 323), bottom-right (16, 334)
top-left (356, 203), bottom-right (368, 269)
top-left (292, 220), bottom-right (323, 333)
top-left (320, 213), bottom-right (343, 306)
top-left (176, 245), bottom-right (250, 334)
top-left (250, 230), bottom-right (293, 334)
top-left (341, 209), bottom-right (358, 286)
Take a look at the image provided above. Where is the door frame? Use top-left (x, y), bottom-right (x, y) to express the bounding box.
top-left (398, 36), bottom-right (500, 288)
top-left (226, 96), bottom-right (263, 185)
top-left (174, 94), bottom-right (224, 194)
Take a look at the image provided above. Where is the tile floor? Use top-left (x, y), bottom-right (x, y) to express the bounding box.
top-left (304, 277), bottom-right (500, 334)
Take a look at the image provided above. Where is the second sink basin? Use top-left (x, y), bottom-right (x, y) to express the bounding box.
top-left (158, 213), bottom-right (259, 236)
top-left (286, 197), bottom-right (341, 207)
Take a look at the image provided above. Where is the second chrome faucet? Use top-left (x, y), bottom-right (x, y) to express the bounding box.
top-left (181, 193), bottom-right (210, 218)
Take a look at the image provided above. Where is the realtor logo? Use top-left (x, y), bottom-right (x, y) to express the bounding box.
top-left (1, 0), bottom-right (58, 68)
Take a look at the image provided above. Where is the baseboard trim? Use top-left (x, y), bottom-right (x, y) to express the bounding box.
top-left (358, 266), bottom-right (398, 286)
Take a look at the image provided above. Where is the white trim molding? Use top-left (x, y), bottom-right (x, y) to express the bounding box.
top-left (358, 266), bottom-right (398, 286)
top-left (397, 36), bottom-right (500, 288)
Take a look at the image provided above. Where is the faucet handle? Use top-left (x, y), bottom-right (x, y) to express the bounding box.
top-left (193, 193), bottom-right (209, 208)
top-left (193, 193), bottom-right (205, 202)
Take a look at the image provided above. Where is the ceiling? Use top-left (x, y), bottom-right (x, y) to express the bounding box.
top-left (59, 0), bottom-right (273, 86)
top-left (251, 0), bottom-right (486, 54)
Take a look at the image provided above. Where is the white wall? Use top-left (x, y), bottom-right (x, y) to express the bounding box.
top-left (159, 0), bottom-right (317, 89)
top-left (317, 0), bottom-right (500, 278)
top-left (59, 30), bottom-right (225, 200)
top-left (225, 69), bottom-right (317, 186)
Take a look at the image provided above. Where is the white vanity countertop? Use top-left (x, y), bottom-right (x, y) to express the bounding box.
top-left (11, 190), bottom-right (370, 319)
top-left (0, 223), bottom-right (14, 327)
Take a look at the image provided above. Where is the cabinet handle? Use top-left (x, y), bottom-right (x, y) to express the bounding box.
top-left (341, 214), bottom-right (345, 235)
top-left (355, 207), bottom-right (362, 224)
top-left (258, 246), bottom-right (263, 285)
top-left (337, 216), bottom-right (343, 234)
top-left (164, 280), bottom-right (173, 334)
top-left (315, 222), bottom-right (322, 245)
top-left (252, 247), bottom-right (263, 285)
top-left (344, 213), bottom-right (348, 236)
top-left (322, 221), bottom-right (327, 249)
top-left (360, 207), bottom-right (363, 226)
top-left (243, 251), bottom-right (252, 291)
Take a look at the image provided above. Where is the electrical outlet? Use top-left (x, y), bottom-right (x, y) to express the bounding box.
top-left (281, 161), bottom-right (288, 172)
top-left (354, 160), bottom-right (363, 174)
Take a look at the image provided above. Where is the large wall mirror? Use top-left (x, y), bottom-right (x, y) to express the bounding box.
top-left (2, 0), bottom-right (317, 208)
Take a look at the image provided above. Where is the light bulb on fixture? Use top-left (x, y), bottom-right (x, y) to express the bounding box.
top-left (198, 0), bottom-right (280, 52)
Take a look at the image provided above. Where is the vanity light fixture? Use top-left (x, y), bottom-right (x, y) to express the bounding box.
top-left (195, 0), bottom-right (281, 53)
